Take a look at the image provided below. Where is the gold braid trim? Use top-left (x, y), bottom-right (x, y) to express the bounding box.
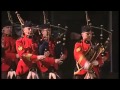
top-left (23, 54), bottom-right (32, 61)
top-left (85, 46), bottom-right (91, 56)
top-left (74, 66), bottom-right (83, 75)
top-left (74, 47), bottom-right (87, 75)
top-left (18, 46), bottom-right (23, 51)
top-left (76, 47), bottom-right (81, 52)
top-left (78, 55), bottom-right (85, 64)
top-left (74, 55), bottom-right (85, 75)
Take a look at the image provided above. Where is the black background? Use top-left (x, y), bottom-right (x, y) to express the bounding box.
top-left (1, 11), bottom-right (119, 78)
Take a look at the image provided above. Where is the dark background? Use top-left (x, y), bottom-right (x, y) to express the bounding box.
top-left (1, 11), bottom-right (119, 79)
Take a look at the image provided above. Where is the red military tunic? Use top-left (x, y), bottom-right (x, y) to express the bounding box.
top-left (74, 40), bottom-right (109, 78)
top-left (15, 35), bottom-right (57, 75)
top-left (1, 35), bottom-right (18, 72)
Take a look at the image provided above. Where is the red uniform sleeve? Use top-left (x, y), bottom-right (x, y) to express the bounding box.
top-left (3, 37), bottom-right (18, 63)
top-left (74, 42), bottom-right (88, 67)
top-left (4, 53), bottom-right (17, 61)
top-left (16, 38), bottom-right (37, 62)
top-left (44, 57), bottom-right (59, 70)
top-left (4, 38), bottom-right (9, 50)
top-left (44, 57), bottom-right (55, 66)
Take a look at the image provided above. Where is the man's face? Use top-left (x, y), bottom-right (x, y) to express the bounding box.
top-left (2, 26), bottom-right (12, 35)
top-left (23, 27), bottom-right (32, 36)
top-left (41, 28), bottom-right (51, 37)
top-left (81, 31), bottom-right (92, 41)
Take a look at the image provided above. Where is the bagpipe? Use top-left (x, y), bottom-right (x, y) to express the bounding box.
top-left (38, 11), bottom-right (68, 58)
top-left (84, 11), bottom-right (112, 63)
top-left (7, 11), bottom-right (68, 58)
top-left (6, 11), bottom-right (42, 38)
top-left (6, 11), bottom-right (23, 38)
top-left (50, 24), bottom-right (68, 58)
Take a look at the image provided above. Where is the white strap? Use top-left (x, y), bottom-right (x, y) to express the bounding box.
top-left (27, 71), bottom-right (32, 79)
top-left (27, 70), bottom-right (39, 79)
top-left (7, 70), bottom-right (16, 79)
top-left (49, 72), bottom-right (56, 79)
top-left (84, 71), bottom-right (96, 79)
